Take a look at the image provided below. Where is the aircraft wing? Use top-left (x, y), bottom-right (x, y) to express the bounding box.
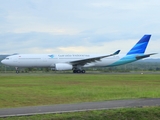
top-left (69, 50), bottom-right (120, 66)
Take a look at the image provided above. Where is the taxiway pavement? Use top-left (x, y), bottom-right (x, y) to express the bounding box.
top-left (0, 98), bottom-right (160, 118)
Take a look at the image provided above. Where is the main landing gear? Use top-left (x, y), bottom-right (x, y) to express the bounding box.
top-left (73, 69), bottom-right (86, 73)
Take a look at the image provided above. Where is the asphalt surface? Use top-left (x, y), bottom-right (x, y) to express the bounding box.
top-left (0, 98), bottom-right (160, 118)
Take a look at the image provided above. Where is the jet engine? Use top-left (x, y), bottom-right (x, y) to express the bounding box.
top-left (51, 63), bottom-right (73, 71)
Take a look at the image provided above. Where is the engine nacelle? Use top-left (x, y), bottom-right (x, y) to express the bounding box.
top-left (54, 63), bottom-right (73, 71)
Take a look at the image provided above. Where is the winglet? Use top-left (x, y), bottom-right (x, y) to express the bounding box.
top-left (113, 50), bottom-right (120, 55)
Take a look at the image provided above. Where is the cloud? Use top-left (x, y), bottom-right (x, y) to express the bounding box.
top-left (13, 25), bottom-right (79, 35)
top-left (0, 0), bottom-right (159, 58)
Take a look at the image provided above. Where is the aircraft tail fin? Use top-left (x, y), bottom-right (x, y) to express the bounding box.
top-left (126, 35), bottom-right (151, 55)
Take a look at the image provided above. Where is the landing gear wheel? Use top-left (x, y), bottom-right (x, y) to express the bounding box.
top-left (81, 70), bottom-right (85, 73)
top-left (77, 70), bottom-right (81, 73)
top-left (73, 70), bottom-right (77, 73)
top-left (73, 70), bottom-right (85, 74)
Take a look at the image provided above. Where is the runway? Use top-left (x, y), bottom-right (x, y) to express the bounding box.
top-left (0, 98), bottom-right (160, 118)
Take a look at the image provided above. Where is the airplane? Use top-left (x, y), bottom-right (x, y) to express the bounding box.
top-left (1, 34), bottom-right (157, 73)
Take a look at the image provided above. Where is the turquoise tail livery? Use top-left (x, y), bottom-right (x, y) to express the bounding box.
top-left (109, 34), bottom-right (157, 66)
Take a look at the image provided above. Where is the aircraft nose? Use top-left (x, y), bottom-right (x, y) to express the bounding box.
top-left (1, 60), bottom-right (4, 64)
top-left (1, 59), bottom-right (6, 64)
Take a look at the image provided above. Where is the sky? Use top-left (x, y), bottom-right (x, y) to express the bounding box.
top-left (0, 0), bottom-right (160, 58)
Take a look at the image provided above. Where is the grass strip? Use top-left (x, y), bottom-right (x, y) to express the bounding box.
top-left (0, 74), bottom-right (160, 108)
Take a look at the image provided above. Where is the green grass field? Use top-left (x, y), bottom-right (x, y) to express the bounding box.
top-left (0, 73), bottom-right (160, 108)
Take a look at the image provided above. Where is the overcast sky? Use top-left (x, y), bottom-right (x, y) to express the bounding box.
top-left (0, 0), bottom-right (159, 58)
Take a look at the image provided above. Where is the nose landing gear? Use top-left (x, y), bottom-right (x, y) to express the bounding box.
top-left (15, 67), bottom-right (19, 73)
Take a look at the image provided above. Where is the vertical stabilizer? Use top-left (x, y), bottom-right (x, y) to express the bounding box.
top-left (126, 35), bottom-right (151, 55)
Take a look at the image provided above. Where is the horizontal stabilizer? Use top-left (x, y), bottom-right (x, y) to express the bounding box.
top-left (136, 53), bottom-right (158, 60)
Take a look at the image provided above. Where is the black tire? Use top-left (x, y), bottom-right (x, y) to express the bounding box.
top-left (81, 70), bottom-right (85, 73)
top-left (73, 70), bottom-right (77, 73)
top-left (77, 70), bottom-right (81, 73)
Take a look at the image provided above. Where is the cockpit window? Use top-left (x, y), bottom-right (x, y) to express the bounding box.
top-left (5, 58), bottom-right (9, 60)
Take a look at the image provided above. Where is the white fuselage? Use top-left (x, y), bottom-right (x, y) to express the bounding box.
top-left (1, 54), bottom-right (121, 68)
